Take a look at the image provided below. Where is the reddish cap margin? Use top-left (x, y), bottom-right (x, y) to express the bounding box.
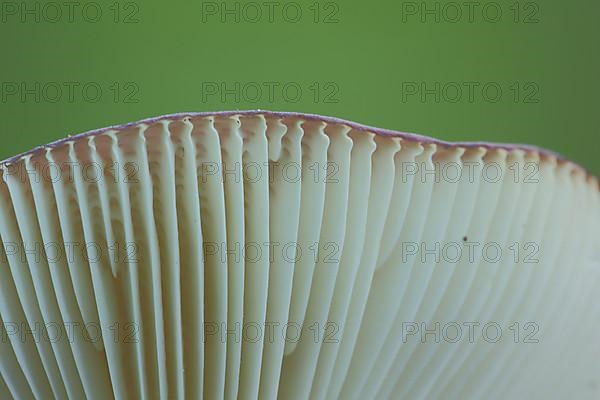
top-left (1, 110), bottom-right (597, 183)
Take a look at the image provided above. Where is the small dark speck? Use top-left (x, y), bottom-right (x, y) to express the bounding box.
top-left (463, 236), bottom-right (468, 242)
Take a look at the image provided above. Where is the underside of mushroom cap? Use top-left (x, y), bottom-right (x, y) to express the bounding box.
top-left (0, 111), bottom-right (598, 400)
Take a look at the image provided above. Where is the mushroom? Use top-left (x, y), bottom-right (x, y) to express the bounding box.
top-left (0, 111), bottom-right (597, 400)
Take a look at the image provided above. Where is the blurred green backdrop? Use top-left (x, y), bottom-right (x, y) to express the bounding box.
top-left (1, 0), bottom-right (598, 175)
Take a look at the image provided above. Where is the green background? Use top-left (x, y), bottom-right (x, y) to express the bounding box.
top-left (1, 0), bottom-right (598, 175)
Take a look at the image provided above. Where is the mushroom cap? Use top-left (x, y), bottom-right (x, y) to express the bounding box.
top-left (0, 111), bottom-right (598, 399)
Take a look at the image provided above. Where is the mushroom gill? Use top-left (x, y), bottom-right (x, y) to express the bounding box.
top-left (0, 111), bottom-right (598, 400)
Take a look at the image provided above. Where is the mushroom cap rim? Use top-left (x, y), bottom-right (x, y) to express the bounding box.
top-left (1, 109), bottom-right (596, 182)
